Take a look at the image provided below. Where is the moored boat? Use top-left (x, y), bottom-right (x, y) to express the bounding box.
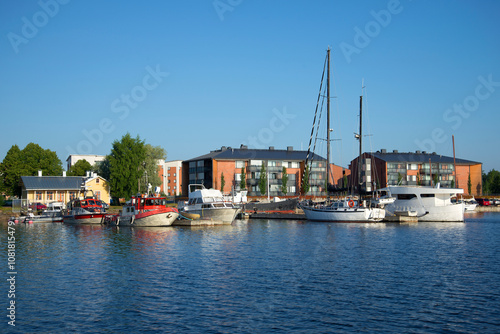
top-left (63, 197), bottom-right (107, 224)
top-left (104, 194), bottom-right (178, 227)
top-left (177, 184), bottom-right (240, 224)
top-left (23, 202), bottom-right (64, 223)
top-left (381, 184), bottom-right (465, 222)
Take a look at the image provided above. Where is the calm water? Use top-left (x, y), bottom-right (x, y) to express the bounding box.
top-left (2, 212), bottom-right (500, 333)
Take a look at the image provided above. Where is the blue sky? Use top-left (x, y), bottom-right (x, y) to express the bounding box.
top-left (1, 0), bottom-right (499, 172)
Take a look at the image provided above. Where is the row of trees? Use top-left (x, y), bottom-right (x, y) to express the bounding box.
top-left (0, 133), bottom-right (167, 201)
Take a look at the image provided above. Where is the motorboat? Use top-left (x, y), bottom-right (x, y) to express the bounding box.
top-left (177, 184), bottom-right (240, 224)
top-left (104, 194), bottom-right (178, 227)
top-left (63, 197), bottom-right (107, 224)
top-left (23, 202), bottom-right (64, 223)
top-left (380, 184), bottom-right (465, 222)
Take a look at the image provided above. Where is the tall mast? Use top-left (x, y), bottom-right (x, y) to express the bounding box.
top-left (452, 135), bottom-right (458, 188)
top-left (326, 47), bottom-right (331, 200)
top-left (358, 95), bottom-right (363, 196)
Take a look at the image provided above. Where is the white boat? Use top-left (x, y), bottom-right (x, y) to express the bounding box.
top-left (104, 194), bottom-right (179, 227)
top-left (380, 184), bottom-right (465, 222)
top-left (301, 198), bottom-right (386, 222)
top-left (300, 47), bottom-right (385, 223)
top-left (464, 198), bottom-right (478, 212)
top-left (23, 202), bottom-right (64, 223)
top-left (178, 184), bottom-right (240, 224)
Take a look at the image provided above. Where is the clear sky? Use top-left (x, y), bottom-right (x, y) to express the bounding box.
top-left (1, 0), bottom-right (499, 172)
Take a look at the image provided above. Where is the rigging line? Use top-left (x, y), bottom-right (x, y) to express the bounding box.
top-left (304, 52), bottom-right (328, 170)
top-left (311, 81), bottom-right (327, 167)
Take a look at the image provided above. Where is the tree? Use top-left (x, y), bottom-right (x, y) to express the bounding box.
top-left (259, 162), bottom-right (267, 196)
top-left (301, 165), bottom-right (310, 195)
top-left (468, 174), bottom-right (472, 195)
top-left (138, 144), bottom-right (167, 193)
top-left (0, 145), bottom-right (22, 196)
top-left (281, 166), bottom-right (288, 195)
top-left (1, 143), bottom-right (63, 197)
top-left (240, 167), bottom-right (246, 190)
top-left (67, 159), bottom-right (92, 176)
top-left (20, 143), bottom-right (63, 177)
top-left (108, 133), bottom-right (146, 200)
top-left (220, 172), bottom-right (225, 192)
top-left (94, 158), bottom-right (111, 181)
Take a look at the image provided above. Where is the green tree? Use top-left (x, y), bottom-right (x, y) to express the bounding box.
top-left (108, 133), bottom-right (146, 200)
top-left (301, 165), bottom-right (310, 195)
top-left (489, 170), bottom-right (500, 194)
top-left (0, 145), bottom-right (23, 196)
top-left (220, 172), bottom-right (225, 192)
top-left (139, 144), bottom-right (167, 193)
top-left (1, 143), bottom-right (62, 197)
top-left (281, 166), bottom-right (288, 195)
top-left (94, 158), bottom-right (111, 181)
top-left (259, 162), bottom-right (267, 196)
top-left (20, 143), bottom-right (63, 177)
top-left (240, 167), bottom-right (246, 190)
top-left (67, 159), bottom-right (92, 176)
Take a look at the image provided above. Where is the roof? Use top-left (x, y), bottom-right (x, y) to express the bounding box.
top-left (369, 151), bottom-right (481, 165)
top-left (186, 146), bottom-right (326, 162)
top-left (22, 176), bottom-right (85, 190)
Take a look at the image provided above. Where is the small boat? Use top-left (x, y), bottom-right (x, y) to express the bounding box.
top-left (23, 202), bottom-right (64, 223)
top-left (243, 197), bottom-right (299, 213)
top-left (177, 184), bottom-right (240, 224)
top-left (104, 194), bottom-right (178, 227)
top-left (301, 197), bottom-right (386, 222)
top-left (380, 184), bottom-right (465, 222)
top-left (63, 197), bottom-right (107, 224)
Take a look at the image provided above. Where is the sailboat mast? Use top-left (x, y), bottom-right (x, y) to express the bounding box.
top-left (326, 47), bottom-right (331, 200)
top-left (358, 95), bottom-right (363, 196)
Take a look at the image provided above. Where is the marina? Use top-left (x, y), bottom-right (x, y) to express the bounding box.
top-left (2, 212), bottom-right (499, 333)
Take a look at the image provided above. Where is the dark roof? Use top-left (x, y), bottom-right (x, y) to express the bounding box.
top-left (369, 151), bottom-right (481, 165)
top-left (186, 146), bottom-right (326, 162)
top-left (22, 176), bottom-right (85, 190)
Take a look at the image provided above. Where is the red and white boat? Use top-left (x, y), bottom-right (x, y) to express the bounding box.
top-left (63, 197), bottom-right (107, 224)
top-left (104, 195), bottom-right (178, 227)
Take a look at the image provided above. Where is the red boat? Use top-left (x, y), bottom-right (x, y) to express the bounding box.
top-left (104, 195), bottom-right (178, 227)
top-left (63, 197), bottom-right (107, 224)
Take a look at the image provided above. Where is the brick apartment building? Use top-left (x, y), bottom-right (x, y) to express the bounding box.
top-left (158, 160), bottom-right (182, 196)
top-left (182, 145), bottom-right (346, 197)
top-left (349, 149), bottom-right (482, 196)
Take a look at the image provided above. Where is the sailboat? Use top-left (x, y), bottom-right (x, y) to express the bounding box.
top-left (300, 48), bottom-right (386, 222)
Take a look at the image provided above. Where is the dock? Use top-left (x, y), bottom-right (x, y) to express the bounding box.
top-left (173, 219), bottom-right (231, 226)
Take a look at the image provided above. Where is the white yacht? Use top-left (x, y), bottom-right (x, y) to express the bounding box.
top-left (380, 184), bottom-right (465, 222)
top-left (301, 198), bottom-right (386, 222)
top-left (177, 185), bottom-right (240, 224)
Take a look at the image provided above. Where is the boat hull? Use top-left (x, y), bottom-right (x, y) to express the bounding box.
top-left (243, 198), bottom-right (299, 213)
top-left (63, 214), bottom-right (107, 224)
top-left (302, 206), bottom-right (385, 222)
top-left (115, 209), bottom-right (179, 227)
top-left (182, 207), bottom-right (240, 224)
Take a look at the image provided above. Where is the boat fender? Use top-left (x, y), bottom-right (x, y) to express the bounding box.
top-left (348, 200), bottom-right (355, 208)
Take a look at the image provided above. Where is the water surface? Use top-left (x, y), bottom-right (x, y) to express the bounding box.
top-left (2, 212), bottom-right (500, 333)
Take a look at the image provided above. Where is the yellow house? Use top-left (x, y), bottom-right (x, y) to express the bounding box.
top-left (21, 172), bottom-right (111, 207)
